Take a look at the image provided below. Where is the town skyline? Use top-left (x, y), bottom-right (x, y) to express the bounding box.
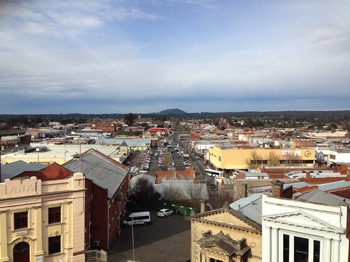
top-left (1, 0), bottom-right (350, 114)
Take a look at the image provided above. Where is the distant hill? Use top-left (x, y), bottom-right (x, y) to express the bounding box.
top-left (158, 108), bottom-right (187, 115)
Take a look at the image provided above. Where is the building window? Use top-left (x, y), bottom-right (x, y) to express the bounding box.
top-left (283, 234), bottom-right (289, 262)
top-left (294, 236), bottom-right (309, 261)
top-left (48, 207), bottom-right (61, 224)
top-left (283, 235), bottom-right (321, 262)
top-left (48, 236), bottom-right (61, 254)
top-left (314, 240), bottom-right (320, 262)
top-left (14, 211), bottom-right (28, 229)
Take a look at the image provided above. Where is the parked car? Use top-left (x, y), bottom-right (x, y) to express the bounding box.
top-left (157, 209), bottom-right (174, 217)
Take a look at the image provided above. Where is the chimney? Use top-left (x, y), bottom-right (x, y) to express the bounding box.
top-left (200, 200), bottom-right (206, 213)
top-left (272, 180), bottom-right (284, 197)
top-left (244, 183), bottom-right (248, 198)
top-left (306, 172), bottom-right (311, 179)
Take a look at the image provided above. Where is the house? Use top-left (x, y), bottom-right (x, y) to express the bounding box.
top-left (0, 173), bottom-right (85, 262)
top-left (191, 207), bottom-right (262, 262)
top-left (63, 149), bottom-right (129, 250)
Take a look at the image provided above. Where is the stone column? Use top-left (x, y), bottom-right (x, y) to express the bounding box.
top-left (33, 206), bottom-right (44, 257)
top-left (0, 212), bottom-right (9, 261)
top-left (324, 238), bottom-right (331, 262)
top-left (262, 226), bottom-right (271, 262)
top-left (332, 239), bottom-right (339, 262)
top-left (271, 227), bottom-right (279, 262)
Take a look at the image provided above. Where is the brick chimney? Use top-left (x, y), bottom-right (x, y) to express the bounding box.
top-left (306, 172), bottom-right (311, 180)
top-left (272, 180), bottom-right (293, 198)
top-left (272, 180), bottom-right (284, 197)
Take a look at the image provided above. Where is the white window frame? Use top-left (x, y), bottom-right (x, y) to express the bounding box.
top-left (278, 230), bottom-right (323, 262)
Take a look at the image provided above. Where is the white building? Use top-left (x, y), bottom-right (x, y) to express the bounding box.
top-left (262, 193), bottom-right (349, 262)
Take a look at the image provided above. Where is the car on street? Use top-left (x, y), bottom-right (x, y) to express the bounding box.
top-left (157, 208), bottom-right (174, 217)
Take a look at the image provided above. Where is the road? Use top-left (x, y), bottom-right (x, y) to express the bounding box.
top-left (108, 211), bottom-right (191, 262)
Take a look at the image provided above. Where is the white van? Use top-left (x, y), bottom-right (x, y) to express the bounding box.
top-left (123, 211), bottom-right (151, 226)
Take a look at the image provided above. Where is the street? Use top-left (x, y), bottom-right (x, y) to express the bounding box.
top-left (108, 211), bottom-right (191, 262)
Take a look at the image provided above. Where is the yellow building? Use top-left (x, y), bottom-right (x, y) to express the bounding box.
top-left (208, 146), bottom-right (315, 170)
top-left (0, 173), bottom-right (85, 262)
top-left (191, 208), bottom-right (262, 262)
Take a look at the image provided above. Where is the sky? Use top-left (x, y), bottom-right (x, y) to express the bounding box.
top-left (1, 0), bottom-right (350, 114)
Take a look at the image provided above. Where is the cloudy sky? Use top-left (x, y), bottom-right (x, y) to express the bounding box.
top-left (1, 0), bottom-right (349, 114)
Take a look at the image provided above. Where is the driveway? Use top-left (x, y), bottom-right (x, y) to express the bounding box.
top-left (108, 211), bottom-right (191, 262)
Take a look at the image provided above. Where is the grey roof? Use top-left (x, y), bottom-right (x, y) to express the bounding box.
top-left (63, 150), bottom-right (127, 198)
top-left (318, 181), bottom-right (350, 191)
top-left (296, 189), bottom-right (348, 206)
top-left (230, 193), bottom-right (263, 225)
top-left (95, 138), bottom-right (151, 147)
top-left (1, 160), bottom-right (45, 182)
top-left (120, 141), bottom-right (128, 147)
top-left (251, 182), bottom-right (309, 194)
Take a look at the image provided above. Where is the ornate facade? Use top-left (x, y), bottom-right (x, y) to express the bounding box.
top-left (0, 173), bottom-right (85, 262)
top-left (191, 208), bottom-right (262, 262)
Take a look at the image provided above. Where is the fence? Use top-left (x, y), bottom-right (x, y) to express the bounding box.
top-left (158, 202), bottom-right (198, 216)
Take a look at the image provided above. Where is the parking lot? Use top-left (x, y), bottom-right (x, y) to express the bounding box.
top-left (108, 211), bottom-right (191, 262)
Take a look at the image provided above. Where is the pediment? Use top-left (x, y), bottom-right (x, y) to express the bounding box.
top-left (262, 210), bottom-right (345, 233)
top-left (196, 209), bottom-right (259, 231)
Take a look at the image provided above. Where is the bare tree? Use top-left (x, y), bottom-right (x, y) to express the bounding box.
top-left (286, 152), bottom-right (303, 166)
top-left (162, 184), bottom-right (183, 203)
top-left (268, 151), bottom-right (280, 166)
top-left (184, 182), bottom-right (206, 209)
top-left (245, 150), bottom-right (263, 169)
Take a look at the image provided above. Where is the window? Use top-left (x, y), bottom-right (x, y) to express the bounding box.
top-left (48, 207), bottom-right (61, 224)
top-left (294, 236), bottom-right (309, 262)
top-left (14, 211), bottom-right (28, 229)
top-left (283, 234), bottom-right (289, 262)
top-left (283, 235), bottom-right (321, 262)
top-left (48, 236), bottom-right (61, 254)
top-left (314, 240), bottom-right (320, 262)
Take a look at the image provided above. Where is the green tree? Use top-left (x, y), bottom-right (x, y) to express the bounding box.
top-left (124, 113), bottom-right (136, 126)
top-left (130, 177), bottom-right (160, 208)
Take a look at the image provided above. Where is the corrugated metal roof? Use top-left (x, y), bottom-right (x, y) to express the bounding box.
top-left (1, 160), bottom-right (46, 182)
top-left (63, 151), bottom-right (127, 198)
top-left (318, 181), bottom-right (350, 191)
top-left (95, 138), bottom-right (151, 147)
top-left (229, 193), bottom-right (263, 225)
top-left (297, 189), bottom-right (348, 206)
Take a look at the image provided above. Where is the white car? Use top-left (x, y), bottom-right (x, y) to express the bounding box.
top-left (157, 209), bottom-right (173, 217)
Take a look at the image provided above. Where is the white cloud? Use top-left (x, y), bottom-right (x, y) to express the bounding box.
top-left (0, 0), bottom-right (349, 113)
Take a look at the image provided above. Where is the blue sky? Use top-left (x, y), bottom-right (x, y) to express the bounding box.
top-left (1, 0), bottom-right (350, 114)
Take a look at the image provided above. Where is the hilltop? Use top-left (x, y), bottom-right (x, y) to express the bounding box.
top-left (158, 108), bottom-right (187, 115)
